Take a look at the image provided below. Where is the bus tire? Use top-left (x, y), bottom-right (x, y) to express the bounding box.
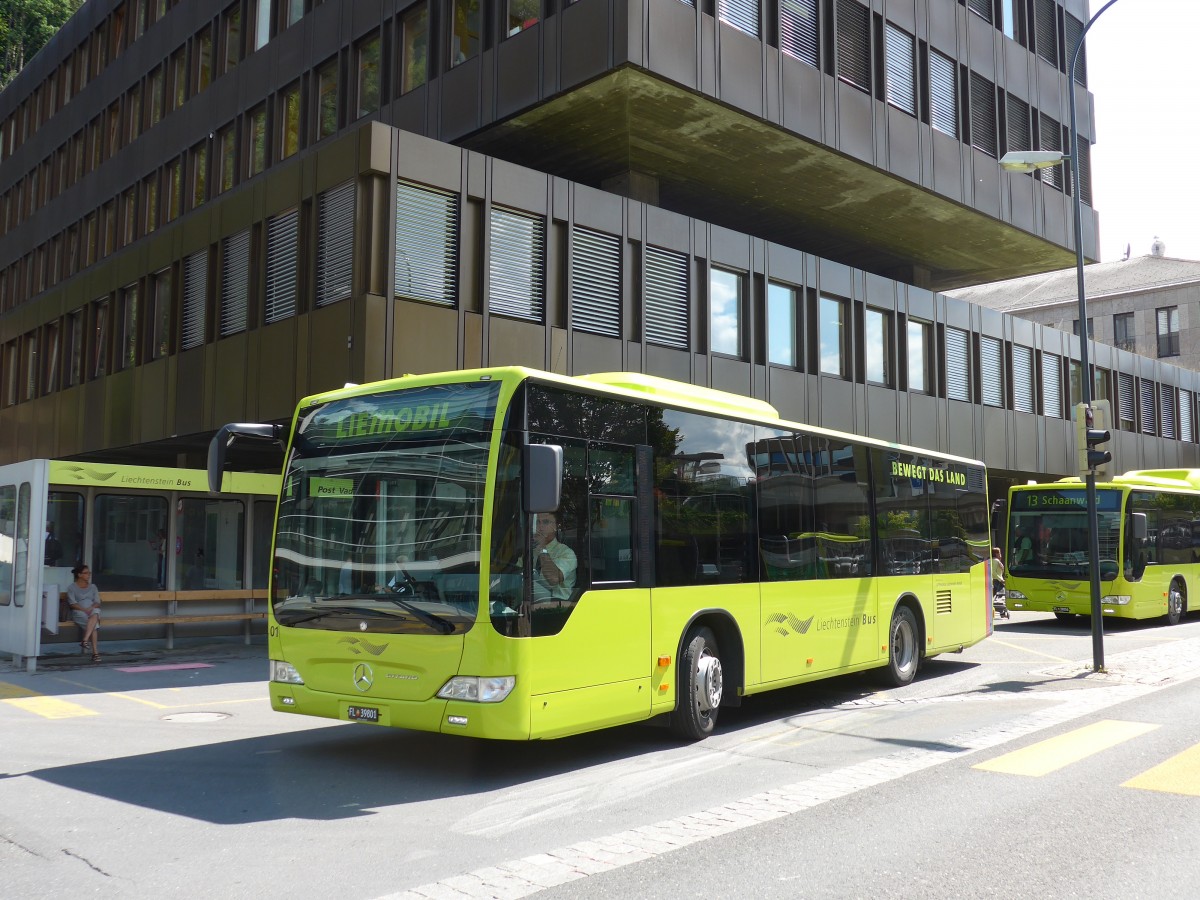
top-left (1166, 580), bottom-right (1185, 626)
top-left (883, 605), bottom-right (920, 687)
top-left (672, 627), bottom-right (723, 741)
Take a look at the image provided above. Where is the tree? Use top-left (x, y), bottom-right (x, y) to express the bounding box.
top-left (1, 0), bottom-right (83, 90)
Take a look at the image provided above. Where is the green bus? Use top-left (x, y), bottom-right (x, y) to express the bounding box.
top-left (211, 367), bottom-right (992, 741)
top-left (1006, 470), bottom-right (1200, 625)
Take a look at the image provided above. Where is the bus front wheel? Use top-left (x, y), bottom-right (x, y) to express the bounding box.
top-left (1166, 581), bottom-right (1185, 626)
top-left (672, 627), bottom-right (723, 741)
top-left (883, 606), bottom-right (920, 687)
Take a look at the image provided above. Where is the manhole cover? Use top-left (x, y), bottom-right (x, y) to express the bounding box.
top-left (161, 712), bottom-right (230, 723)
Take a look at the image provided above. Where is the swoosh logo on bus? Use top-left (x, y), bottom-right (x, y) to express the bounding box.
top-left (765, 612), bottom-right (814, 637)
top-left (338, 636), bottom-right (389, 656)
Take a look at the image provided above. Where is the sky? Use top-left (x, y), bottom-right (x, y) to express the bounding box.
top-left (1087, 0), bottom-right (1200, 262)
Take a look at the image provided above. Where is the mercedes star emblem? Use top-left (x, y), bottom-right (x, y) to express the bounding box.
top-left (353, 663), bottom-right (374, 692)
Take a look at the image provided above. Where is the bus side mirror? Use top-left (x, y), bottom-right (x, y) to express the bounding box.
top-left (1131, 512), bottom-right (1148, 541)
top-left (523, 444), bottom-right (563, 513)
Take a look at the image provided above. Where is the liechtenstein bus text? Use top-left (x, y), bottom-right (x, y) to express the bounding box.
top-left (1005, 470), bottom-right (1200, 625)
top-left (224, 368), bottom-right (993, 741)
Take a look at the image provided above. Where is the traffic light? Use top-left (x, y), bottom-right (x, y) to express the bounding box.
top-left (1075, 400), bottom-right (1112, 480)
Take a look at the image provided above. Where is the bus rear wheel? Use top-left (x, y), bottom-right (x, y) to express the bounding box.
top-left (883, 605), bottom-right (920, 687)
top-left (1166, 581), bottom-right (1185, 626)
top-left (672, 627), bottom-right (723, 741)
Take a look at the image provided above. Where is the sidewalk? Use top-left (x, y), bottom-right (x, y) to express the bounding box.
top-left (4, 634), bottom-right (267, 675)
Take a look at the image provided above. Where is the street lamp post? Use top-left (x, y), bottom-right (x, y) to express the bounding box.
top-left (1000, 0), bottom-right (1122, 673)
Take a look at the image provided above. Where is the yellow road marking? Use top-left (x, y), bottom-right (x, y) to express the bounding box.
top-left (1123, 743), bottom-right (1200, 796)
top-left (974, 719), bottom-right (1159, 776)
top-left (3, 696), bottom-right (98, 719)
top-left (0, 681), bottom-right (40, 699)
top-left (986, 638), bottom-right (1073, 663)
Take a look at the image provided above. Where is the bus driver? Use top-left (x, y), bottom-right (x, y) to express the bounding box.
top-left (531, 511), bottom-right (577, 602)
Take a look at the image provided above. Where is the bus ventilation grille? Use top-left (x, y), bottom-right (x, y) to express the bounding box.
top-left (936, 591), bottom-right (953, 615)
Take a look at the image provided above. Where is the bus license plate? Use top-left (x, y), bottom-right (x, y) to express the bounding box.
top-left (1053, 607), bottom-right (1070, 614)
top-left (347, 705), bottom-right (380, 723)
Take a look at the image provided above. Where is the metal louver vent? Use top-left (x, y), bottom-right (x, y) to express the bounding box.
top-left (1118, 372), bottom-right (1135, 428)
top-left (836, 0), bottom-right (870, 91)
top-left (936, 590), bottom-right (953, 615)
top-left (980, 336), bottom-right (1002, 407)
top-left (929, 50), bottom-right (957, 137)
top-left (967, 0), bottom-right (992, 23)
top-left (1077, 140), bottom-right (1092, 206)
top-left (1042, 352), bottom-right (1061, 417)
top-left (1034, 0), bottom-right (1057, 66)
top-left (1181, 390), bottom-right (1194, 442)
top-left (1006, 93), bottom-right (1030, 154)
top-left (570, 227), bottom-right (621, 337)
top-left (396, 181), bottom-right (458, 306)
top-left (1139, 379), bottom-right (1157, 435)
top-left (181, 250), bottom-right (207, 350)
top-left (1161, 386), bottom-right (1177, 440)
top-left (265, 209), bottom-right (298, 324)
top-left (644, 247), bottom-right (689, 350)
top-left (969, 73), bottom-right (997, 158)
top-left (220, 230), bottom-right (250, 338)
top-left (884, 24), bottom-right (916, 115)
top-left (317, 181), bottom-right (354, 307)
top-left (1039, 114), bottom-right (1062, 189)
top-left (945, 327), bottom-right (969, 402)
top-left (718, 0), bottom-right (759, 38)
top-left (1013, 346), bottom-right (1033, 413)
top-left (489, 207), bottom-right (545, 322)
top-left (780, 0), bottom-right (818, 67)
top-left (1064, 13), bottom-right (1086, 83)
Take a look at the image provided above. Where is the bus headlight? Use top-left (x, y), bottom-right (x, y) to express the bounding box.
top-left (270, 660), bottom-right (305, 684)
top-left (1006, 589), bottom-right (1027, 600)
top-left (1103, 595), bottom-right (1131, 606)
top-left (437, 676), bottom-right (516, 703)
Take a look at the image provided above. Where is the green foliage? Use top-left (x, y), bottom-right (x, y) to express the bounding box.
top-left (1, 0), bottom-right (83, 90)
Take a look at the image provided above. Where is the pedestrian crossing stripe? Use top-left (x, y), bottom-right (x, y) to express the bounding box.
top-left (2, 695), bottom-right (98, 719)
top-left (1123, 742), bottom-right (1200, 797)
top-left (973, 719), bottom-right (1160, 777)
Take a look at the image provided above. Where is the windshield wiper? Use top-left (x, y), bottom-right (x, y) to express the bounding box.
top-left (378, 594), bottom-right (455, 634)
top-left (281, 605), bottom-right (368, 625)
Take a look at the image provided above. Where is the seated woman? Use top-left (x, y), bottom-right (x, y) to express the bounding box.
top-left (67, 563), bottom-right (102, 662)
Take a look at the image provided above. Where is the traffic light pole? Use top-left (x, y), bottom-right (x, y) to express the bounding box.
top-left (1084, 469), bottom-right (1104, 670)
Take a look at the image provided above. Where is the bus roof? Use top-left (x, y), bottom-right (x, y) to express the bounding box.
top-left (1024, 468), bottom-right (1200, 493)
top-left (296, 367), bottom-right (984, 471)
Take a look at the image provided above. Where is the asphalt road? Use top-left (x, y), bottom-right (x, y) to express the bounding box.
top-left (3, 612), bottom-right (1200, 899)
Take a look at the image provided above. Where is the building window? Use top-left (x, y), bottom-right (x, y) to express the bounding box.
top-left (1161, 386), bottom-right (1177, 440)
top-left (165, 158), bottom-right (182, 222)
top-left (284, 0), bottom-right (304, 30)
top-left (42, 321), bottom-right (60, 394)
top-left (355, 33), bottom-right (381, 118)
top-left (400, 6), bottom-right (429, 93)
top-left (863, 308), bottom-right (890, 386)
top-left (1039, 113), bottom-right (1063, 190)
top-left (884, 24), bottom-right (916, 116)
top-left (717, 0), bottom-right (759, 39)
top-left (317, 182), bottom-right (355, 307)
top-left (222, 2), bottom-right (243, 74)
top-left (1138, 379), bottom-right (1156, 435)
top-left (116, 284), bottom-right (138, 371)
top-left (216, 124), bottom-right (236, 194)
top-left (1116, 372), bottom-right (1135, 431)
top-left (507, 0), bottom-right (540, 37)
top-left (767, 282), bottom-right (797, 367)
top-left (181, 250), bottom-right (207, 351)
top-left (66, 309), bottom-right (83, 387)
top-left (169, 47), bottom-right (186, 112)
top-left (980, 336), bottom-right (1003, 407)
top-left (780, 0), bottom-right (818, 67)
top-left (1041, 351), bottom-right (1061, 417)
top-left (317, 58), bottom-right (338, 139)
top-left (969, 73), bottom-right (997, 158)
top-left (1113, 312), bottom-right (1134, 352)
top-left (23, 333), bottom-right (37, 400)
top-left (247, 105), bottom-right (267, 177)
top-left (220, 230), bottom-right (250, 337)
top-left (1033, 0), bottom-right (1057, 67)
top-left (125, 83), bottom-right (142, 143)
top-left (147, 65), bottom-right (164, 129)
top-left (644, 247), bottom-right (689, 350)
top-left (189, 141), bottom-right (208, 209)
top-left (150, 269), bottom-right (170, 360)
top-left (570, 227), bottom-right (621, 338)
top-left (450, 0), bottom-right (481, 65)
top-left (121, 185), bottom-right (138, 247)
top-left (252, 0), bottom-right (271, 52)
top-left (818, 295), bottom-right (846, 378)
top-left (929, 50), bottom-right (957, 138)
top-left (945, 326), bottom-right (969, 402)
top-left (265, 209), bottom-right (299, 323)
top-left (1012, 345), bottom-right (1034, 413)
top-left (278, 83), bottom-right (301, 159)
top-left (1157, 306), bottom-right (1180, 358)
top-left (195, 26), bottom-right (213, 93)
top-left (395, 181), bottom-right (458, 306)
top-left (835, 0), bottom-right (870, 93)
top-left (488, 207), bottom-right (545, 322)
top-left (1182, 390), bottom-right (1194, 443)
top-left (91, 299), bottom-right (110, 379)
top-left (1072, 318), bottom-right (1093, 338)
top-left (709, 268), bottom-right (742, 357)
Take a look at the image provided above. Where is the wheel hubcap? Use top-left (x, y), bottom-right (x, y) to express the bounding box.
top-left (893, 620), bottom-right (915, 674)
top-left (1170, 588), bottom-right (1183, 617)
top-left (695, 653), bottom-right (723, 713)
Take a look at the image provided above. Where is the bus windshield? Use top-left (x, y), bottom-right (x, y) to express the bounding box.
top-left (272, 381), bottom-right (501, 633)
top-left (1007, 487), bottom-right (1123, 580)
